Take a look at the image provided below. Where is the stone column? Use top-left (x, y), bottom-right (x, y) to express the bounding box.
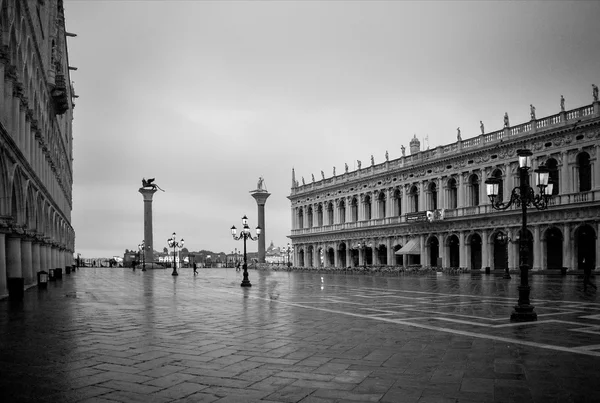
top-left (563, 223), bottom-right (572, 270)
top-left (250, 189), bottom-right (271, 263)
top-left (7, 236), bottom-right (22, 278)
top-left (481, 229), bottom-right (489, 271)
top-left (21, 239), bottom-right (33, 285)
top-left (387, 238), bottom-right (394, 266)
top-left (0, 233), bottom-right (7, 297)
top-left (139, 188), bottom-right (158, 264)
top-left (345, 246), bottom-right (351, 268)
top-left (458, 231), bottom-right (466, 269)
top-left (372, 244), bottom-right (377, 265)
top-left (32, 242), bottom-right (41, 278)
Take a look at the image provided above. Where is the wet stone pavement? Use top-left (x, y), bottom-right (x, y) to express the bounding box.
top-left (1, 268), bottom-right (599, 403)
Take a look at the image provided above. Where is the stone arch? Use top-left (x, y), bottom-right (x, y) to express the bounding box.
top-left (426, 235), bottom-right (440, 267)
top-left (393, 243), bottom-right (402, 265)
top-left (24, 181), bottom-right (36, 230)
top-left (0, 150), bottom-right (10, 215)
top-left (466, 232), bottom-right (482, 270)
top-left (298, 247), bottom-right (305, 267)
top-left (468, 173), bottom-right (480, 206)
top-left (306, 205), bottom-right (313, 228)
top-left (492, 230), bottom-right (509, 271)
top-left (307, 244), bottom-right (314, 267)
top-left (377, 243), bottom-right (387, 265)
top-left (9, 166), bottom-right (25, 225)
top-left (576, 152), bottom-right (591, 192)
top-left (409, 185), bottom-right (419, 212)
top-left (574, 224), bottom-right (596, 270)
top-left (350, 196), bottom-right (358, 222)
top-left (447, 177), bottom-right (458, 209)
top-left (543, 226), bottom-right (563, 270)
top-left (377, 191), bottom-right (386, 218)
top-left (327, 247), bottom-right (335, 266)
top-left (446, 233), bottom-right (460, 268)
top-left (338, 198), bottom-right (346, 224)
top-left (427, 181), bottom-right (438, 210)
top-left (338, 242), bottom-right (347, 267)
top-left (363, 194), bottom-right (372, 220)
top-left (297, 207), bottom-right (304, 228)
top-left (393, 187), bottom-right (402, 216)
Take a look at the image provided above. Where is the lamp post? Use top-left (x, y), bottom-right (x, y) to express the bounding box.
top-left (231, 215), bottom-right (261, 287)
top-left (284, 243), bottom-right (293, 267)
top-left (496, 232), bottom-right (511, 279)
top-left (141, 240), bottom-right (146, 271)
top-left (167, 232), bottom-right (184, 276)
top-left (485, 149), bottom-right (553, 322)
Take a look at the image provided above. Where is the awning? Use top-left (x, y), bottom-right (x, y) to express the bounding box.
top-left (395, 239), bottom-right (421, 255)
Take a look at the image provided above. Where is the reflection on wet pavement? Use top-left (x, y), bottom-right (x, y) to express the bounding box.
top-left (1, 267), bottom-right (598, 402)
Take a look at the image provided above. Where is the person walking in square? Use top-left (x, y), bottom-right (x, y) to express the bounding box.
top-left (193, 262), bottom-right (198, 275)
top-left (583, 258), bottom-right (596, 291)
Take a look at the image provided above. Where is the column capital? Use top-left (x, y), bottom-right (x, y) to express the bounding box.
top-left (250, 190), bottom-right (271, 205)
top-left (139, 187), bottom-right (157, 201)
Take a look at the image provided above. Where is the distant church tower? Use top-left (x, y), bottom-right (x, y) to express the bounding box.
top-left (409, 134), bottom-right (421, 155)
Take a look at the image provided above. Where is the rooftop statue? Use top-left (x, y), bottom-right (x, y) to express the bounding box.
top-left (257, 176), bottom-right (265, 190)
top-left (321, 170), bottom-right (325, 180)
top-left (593, 84), bottom-right (598, 102)
top-left (401, 145), bottom-right (405, 156)
top-left (141, 178), bottom-right (164, 192)
top-left (345, 163), bottom-right (349, 173)
top-left (530, 104), bottom-right (536, 120)
top-left (504, 112), bottom-right (510, 128)
top-left (357, 160), bottom-right (361, 169)
top-left (480, 120), bottom-right (485, 134)
top-left (385, 150), bottom-right (389, 161)
top-left (457, 127), bottom-right (461, 141)
top-left (560, 95), bottom-right (565, 112)
top-left (371, 155), bottom-right (375, 166)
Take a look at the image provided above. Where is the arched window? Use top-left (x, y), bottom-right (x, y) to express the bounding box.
top-left (410, 185), bottom-right (419, 212)
top-left (351, 197), bottom-right (358, 222)
top-left (307, 206), bottom-right (313, 228)
top-left (427, 182), bottom-right (437, 210)
top-left (327, 202), bottom-right (334, 225)
top-left (298, 208), bottom-right (304, 229)
top-left (394, 188), bottom-right (402, 216)
top-left (364, 195), bottom-right (372, 220)
top-left (448, 178), bottom-right (458, 209)
top-left (469, 174), bottom-right (480, 206)
top-left (546, 158), bottom-right (559, 195)
top-left (378, 192), bottom-right (386, 218)
top-left (339, 200), bottom-right (346, 224)
top-left (317, 204), bottom-right (323, 226)
top-left (577, 152), bottom-right (591, 192)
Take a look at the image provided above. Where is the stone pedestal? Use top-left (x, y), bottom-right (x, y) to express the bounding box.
top-left (139, 188), bottom-right (158, 264)
top-left (250, 190), bottom-right (271, 263)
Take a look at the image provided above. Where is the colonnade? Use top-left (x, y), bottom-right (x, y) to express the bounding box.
top-left (0, 232), bottom-right (73, 297)
top-left (293, 220), bottom-right (600, 271)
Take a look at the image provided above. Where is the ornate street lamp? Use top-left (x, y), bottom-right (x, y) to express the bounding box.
top-left (167, 232), bottom-right (184, 276)
top-left (231, 215), bottom-right (261, 287)
top-left (485, 149), bottom-right (553, 322)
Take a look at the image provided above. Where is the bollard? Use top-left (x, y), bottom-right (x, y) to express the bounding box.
top-left (37, 271), bottom-right (48, 290)
top-left (55, 268), bottom-right (63, 280)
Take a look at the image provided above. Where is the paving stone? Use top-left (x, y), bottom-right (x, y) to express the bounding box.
top-left (2, 268), bottom-right (600, 403)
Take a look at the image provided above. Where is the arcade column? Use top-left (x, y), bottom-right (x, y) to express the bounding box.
top-left (139, 188), bottom-right (158, 264)
top-left (250, 189), bottom-right (270, 263)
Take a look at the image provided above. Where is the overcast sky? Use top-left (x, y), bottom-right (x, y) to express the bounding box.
top-left (65, 1), bottom-right (600, 258)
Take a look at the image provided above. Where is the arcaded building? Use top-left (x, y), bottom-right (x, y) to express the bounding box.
top-left (0, 0), bottom-right (76, 297)
top-left (289, 92), bottom-right (600, 272)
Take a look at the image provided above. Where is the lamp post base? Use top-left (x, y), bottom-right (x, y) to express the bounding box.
top-left (240, 279), bottom-right (252, 287)
top-left (172, 268), bottom-right (178, 276)
top-left (510, 304), bottom-right (537, 322)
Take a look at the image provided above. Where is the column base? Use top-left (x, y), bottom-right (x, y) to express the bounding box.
top-left (510, 304), bottom-right (537, 322)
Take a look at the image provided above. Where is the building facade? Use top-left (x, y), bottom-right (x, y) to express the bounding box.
top-left (289, 95), bottom-right (600, 272)
top-left (0, 0), bottom-right (76, 297)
